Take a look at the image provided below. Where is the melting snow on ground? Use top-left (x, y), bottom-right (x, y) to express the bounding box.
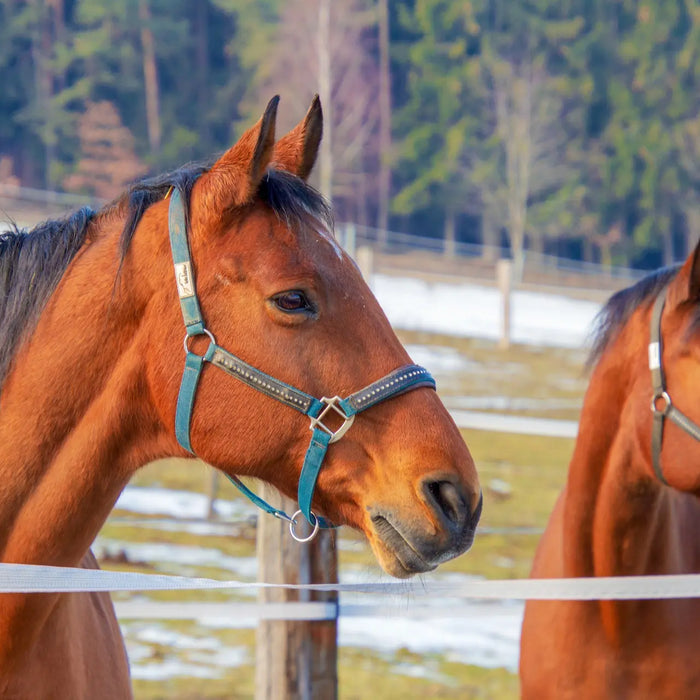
top-left (114, 486), bottom-right (257, 522)
top-left (373, 274), bottom-right (600, 349)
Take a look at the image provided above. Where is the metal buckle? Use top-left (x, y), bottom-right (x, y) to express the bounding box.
top-left (309, 396), bottom-right (355, 443)
top-left (289, 510), bottom-right (320, 542)
top-left (271, 510), bottom-right (294, 523)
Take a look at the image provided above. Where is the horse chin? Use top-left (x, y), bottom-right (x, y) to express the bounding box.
top-left (366, 517), bottom-right (438, 579)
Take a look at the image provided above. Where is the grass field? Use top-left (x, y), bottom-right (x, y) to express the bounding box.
top-left (100, 330), bottom-right (589, 699)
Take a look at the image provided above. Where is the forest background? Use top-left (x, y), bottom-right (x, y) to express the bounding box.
top-left (1, 0), bottom-right (699, 273)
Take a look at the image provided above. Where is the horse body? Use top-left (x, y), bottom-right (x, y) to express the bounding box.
top-left (520, 252), bottom-right (700, 698)
top-left (0, 195), bottom-right (161, 698)
top-left (522, 492), bottom-right (700, 698)
top-left (0, 555), bottom-right (131, 699)
top-left (0, 97), bottom-right (481, 696)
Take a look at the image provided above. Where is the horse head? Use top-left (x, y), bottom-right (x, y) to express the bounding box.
top-left (632, 241), bottom-right (700, 494)
top-left (129, 97), bottom-right (481, 577)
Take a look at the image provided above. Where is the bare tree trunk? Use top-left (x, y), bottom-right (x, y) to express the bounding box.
top-left (494, 64), bottom-right (532, 282)
top-left (194, 1), bottom-right (209, 144)
top-left (49, 0), bottom-right (65, 91)
top-left (261, 1), bottom-right (380, 227)
top-left (139, 0), bottom-right (161, 153)
top-left (317, 0), bottom-right (332, 203)
top-left (31, 0), bottom-right (53, 187)
top-left (481, 214), bottom-right (499, 262)
top-left (444, 210), bottom-right (456, 258)
top-left (662, 219), bottom-right (674, 267)
top-left (685, 207), bottom-right (700, 259)
top-left (377, 0), bottom-right (391, 244)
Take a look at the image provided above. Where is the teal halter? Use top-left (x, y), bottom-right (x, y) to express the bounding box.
top-left (167, 188), bottom-right (436, 540)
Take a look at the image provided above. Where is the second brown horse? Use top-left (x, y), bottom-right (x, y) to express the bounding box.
top-left (520, 244), bottom-right (700, 697)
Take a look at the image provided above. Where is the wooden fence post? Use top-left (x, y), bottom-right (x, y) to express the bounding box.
top-left (497, 259), bottom-right (512, 350)
top-left (342, 222), bottom-right (356, 259)
top-left (255, 484), bottom-right (338, 700)
top-left (356, 245), bottom-right (373, 281)
top-left (206, 468), bottom-right (219, 520)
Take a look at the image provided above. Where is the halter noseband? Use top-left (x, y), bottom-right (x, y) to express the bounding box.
top-left (167, 189), bottom-right (436, 540)
top-left (649, 284), bottom-right (700, 484)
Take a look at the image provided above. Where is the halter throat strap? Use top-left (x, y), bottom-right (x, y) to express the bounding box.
top-left (167, 189), bottom-right (436, 534)
top-left (649, 284), bottom-right (700, 485)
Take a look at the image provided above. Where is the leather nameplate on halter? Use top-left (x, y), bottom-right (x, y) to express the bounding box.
top-left (168, 189), bottom-right (205, 334)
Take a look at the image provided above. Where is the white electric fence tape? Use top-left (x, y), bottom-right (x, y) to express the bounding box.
top-left (1, 563), bottom-right (700, 601)
top-left (115, 601), bottom-right (339, 621)
top-left (112, 601), bottom-right (524, 622)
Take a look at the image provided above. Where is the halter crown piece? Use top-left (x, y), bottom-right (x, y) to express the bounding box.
top-left (167, 188), bottom-right (436, 541)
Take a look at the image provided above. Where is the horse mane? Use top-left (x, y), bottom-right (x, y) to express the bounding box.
top-left (0, 163), bottom-right (333, 390)
top-left (587, 265), bottom-right (681, 368)
top-left (0, 208), bottom-right (96, 388)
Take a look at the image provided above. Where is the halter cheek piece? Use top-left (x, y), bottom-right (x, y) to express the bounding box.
top-left (648, 284), bottom-right (700, 485)
top-left (167, 189), bottom-right (436, 540)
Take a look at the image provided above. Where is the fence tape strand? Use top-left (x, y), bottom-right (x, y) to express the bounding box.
top-left (1, 563), bottom-right (700, 600)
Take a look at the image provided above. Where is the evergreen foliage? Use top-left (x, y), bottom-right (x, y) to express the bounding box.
top-left (0, 0), bottom-right (698, 270)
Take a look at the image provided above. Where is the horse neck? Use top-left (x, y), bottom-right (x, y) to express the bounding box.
top-left (562, 313), bottom-right (669, 579)
top-left (0, 209), bottom-right (169, 567)
top-left (561, 312), bottom-right (700, 640)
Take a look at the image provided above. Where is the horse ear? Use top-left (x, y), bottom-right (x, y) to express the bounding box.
top-left (688, 238), bottom-right (700, 301)
top-left (193, 96), bottom-right (279, 232)
top-left (271, 95), bottom-right (322, 180)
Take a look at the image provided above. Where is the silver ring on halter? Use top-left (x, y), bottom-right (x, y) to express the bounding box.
top-left (289, 510), bottom-right (320, 542)
top-left (651, 390), bottom-right (672, 416)
top-left (183, 328), bottom-right (216, 355)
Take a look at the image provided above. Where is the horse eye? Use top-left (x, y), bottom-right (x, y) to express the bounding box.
top-left (273, 291), bottom-right (313, 313)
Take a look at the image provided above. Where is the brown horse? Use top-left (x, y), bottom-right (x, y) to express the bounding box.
top-left (520, 242), bottom-right (700, 698)
top-left (0, 96), bottom-right (482, 698)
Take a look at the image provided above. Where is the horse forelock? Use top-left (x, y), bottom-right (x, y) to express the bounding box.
top-left (119, 164), bottom-right (333, 256)
top-left (257, 169), bottom-right (333, 236)
top-left (586, 265), bottom-right (680, 369)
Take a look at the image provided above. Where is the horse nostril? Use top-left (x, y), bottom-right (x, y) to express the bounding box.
top-left (424, 479), bottom-right (466, 527)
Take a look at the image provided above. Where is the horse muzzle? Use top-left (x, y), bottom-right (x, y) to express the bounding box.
top-left (368, 481), bottom-right (483, 578)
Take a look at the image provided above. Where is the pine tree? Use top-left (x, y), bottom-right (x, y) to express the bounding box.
top-left (63, 101), bottom-right (146, 200)
top-left (392, 0), bottom-right (588, 269)
top-left (391, 0), bottom-right (486, 255)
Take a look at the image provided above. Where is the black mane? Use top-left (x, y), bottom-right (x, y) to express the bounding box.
top-left (0, 164), bottom-right (332, 389)
top-left (0, 208), bottom-right (96, 388)
top-left (587, 265), bottom-right (680, 368)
